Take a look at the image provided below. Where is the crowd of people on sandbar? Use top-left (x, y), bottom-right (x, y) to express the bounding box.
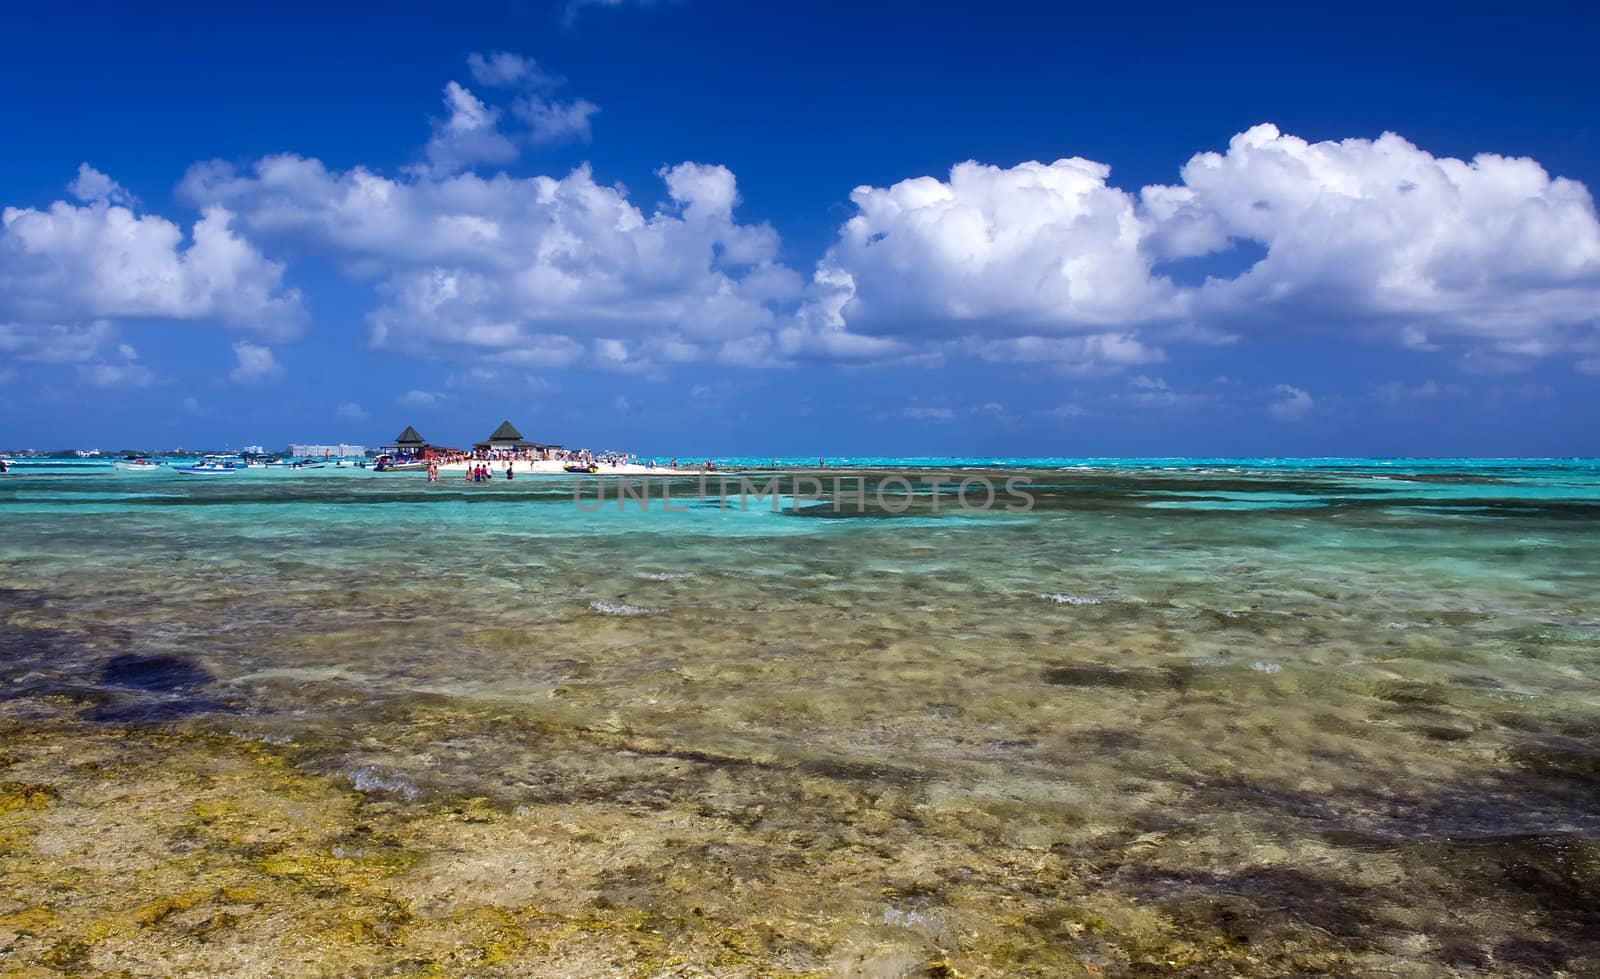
top-left (420, 451), bottom-right (722, 484)
top-left (426, 447), bottom-right (631, 466)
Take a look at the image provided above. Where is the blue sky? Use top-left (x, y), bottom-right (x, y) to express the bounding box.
top-left (3, 0), bottom-right (1599, 456)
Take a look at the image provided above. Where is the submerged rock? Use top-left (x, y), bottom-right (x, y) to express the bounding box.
top-left (99, 654), bottom-right (213, 692)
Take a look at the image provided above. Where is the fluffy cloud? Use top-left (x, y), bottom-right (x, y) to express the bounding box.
top-left (1, 172), bottom-right (303, 350)
top-left (0, 320), bottom-right (116, 363)
top-left (1374, 379), bottom-right (1466, 400)
top-left (467, 52), bottom-right (556, 90)
top-left (181, 154), bottom-right (795, 371)
top-left (1116, 374), bottom-right (1215, 409)
top-left (133, 102), bottom-right (1600, 382)
top-left (1267, 384), bottom-right (1314, 421)
top-left (821, 158), bottom-right (1181, 337)
top-left (396, 389), bottom-right (441, 406)
top-left (75, 342), bottom-right (157, 388)
top-left (963, 333), bottom-right (1163, 375)
top-left (1174, 126), bottom-right (1600, 346)
top-left (422, 54), bottom-right (598, 174)
top-left (228, 341), bottom-right (283, 385)
top-left (810, 124), bottom-right (1600, 372)
top-left (423, 82), bottom-right (520, 174)
top-left (335, 401), bottom-right (369, 422)
top-left (513, 94), bottom-right (599, 146)
top-left (77, 361), bottom-right (157, 388)
top-left (67, 164), bottom-right (136, 207)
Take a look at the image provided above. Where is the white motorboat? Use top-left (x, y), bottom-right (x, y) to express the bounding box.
top-left (114, 458), bottom-right (163, 472)
top-left (175, 454), bottom-right (242, 475)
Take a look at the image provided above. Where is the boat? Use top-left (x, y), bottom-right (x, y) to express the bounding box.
top-left (175, 454), bottom-right (242, 476)
top-left (564, 463), bottom-right (600, 474)
top-left (114, 458), bottom-right (163, 472)
top-left (374, 454), bottom-right (427, 472)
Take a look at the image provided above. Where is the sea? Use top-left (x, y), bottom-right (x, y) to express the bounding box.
top-left (1, 458), bottom-right (1597, 976)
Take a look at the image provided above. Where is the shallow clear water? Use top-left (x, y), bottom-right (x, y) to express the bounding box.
top-left (2, 460), bottom-right (1598, 976)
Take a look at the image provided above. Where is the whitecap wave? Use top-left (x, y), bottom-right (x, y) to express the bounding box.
top-left (348, 765), bottom-right (419, 800)
top-left (1040, 593), bottom-right (1103, 606)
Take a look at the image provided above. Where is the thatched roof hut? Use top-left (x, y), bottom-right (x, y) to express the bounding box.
top-left (473, 420), bottom-right (560, 452)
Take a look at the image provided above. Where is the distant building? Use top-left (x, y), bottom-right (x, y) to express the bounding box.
top-left (242, 444), bottom-right (265, 455)
top-left (288, 443), bottom-right (367, 458)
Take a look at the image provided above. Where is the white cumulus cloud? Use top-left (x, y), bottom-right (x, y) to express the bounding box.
top-left (423, 81), bottom-right (520, 175)
top-left (77, 362), bottom-right (157, 388)
top-left (228, 341), bottom-right (283, 385)
top-left (0, 320), bottom-right (116, 363)
top-left (1267, 384), bottom-right (1314, 421)
top-left (1174, 125), bottom-right (1600, 349)
top-left (68, 163), bottom-right (136, 207)
top-left (75, 341), bottom-right (157, 388)
top-left (513, 93), bottom-right (599, 145)
top-left (467, 52), bottom-right (557, 90)
top-left (1, 172), bottom-right (303, 355)
top-left (181, 154), bottom-right (793, 372)
top-left (806, 124), bottom-right (1600, 373)
top-left (423, 54), bottom-right (599, 174)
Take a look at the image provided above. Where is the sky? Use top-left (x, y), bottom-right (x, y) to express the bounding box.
top-left (3, 0), bottom-right (1600, 456)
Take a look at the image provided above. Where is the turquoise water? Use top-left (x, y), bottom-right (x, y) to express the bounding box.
top-left (2, 459), bottom-right (1599, 975)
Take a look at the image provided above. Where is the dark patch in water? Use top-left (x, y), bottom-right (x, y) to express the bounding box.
top-left (80, 696), bottom-right (229, 725)
top-left (99, 654), bottom-right (212, 692)
top-left (1127, 834), bottom-right (1600, 972)
top-left (1510, 737), bottom-right (1600, 784)
top-left (1409, 833), bottom-right (1600, 970)
top-left (1128, 865), bottom-right (1384, 944)
top-left (1372, 680), bottom-right (1452, 707)
top-left (1411, 723), bottom-right (1475, 742)
top-left (1043, 663), bottom-right (1191, 692)
top-left (55, 653), bottom-right (232, 725)
top-left (0, 587), bottom-right (50, 613)
top-left (615, 741), bottom-right (929, 788)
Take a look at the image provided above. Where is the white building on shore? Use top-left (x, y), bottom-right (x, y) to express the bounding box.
top-left (288, 443), bottom-right (367, 458)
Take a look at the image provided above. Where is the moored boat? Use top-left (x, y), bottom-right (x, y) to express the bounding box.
top-left (115, 458), bottom-right (163, 472)
top-left (175, 454), bottom-right (242, 475)
top-left (374, 455), bottom-right (427, 472)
